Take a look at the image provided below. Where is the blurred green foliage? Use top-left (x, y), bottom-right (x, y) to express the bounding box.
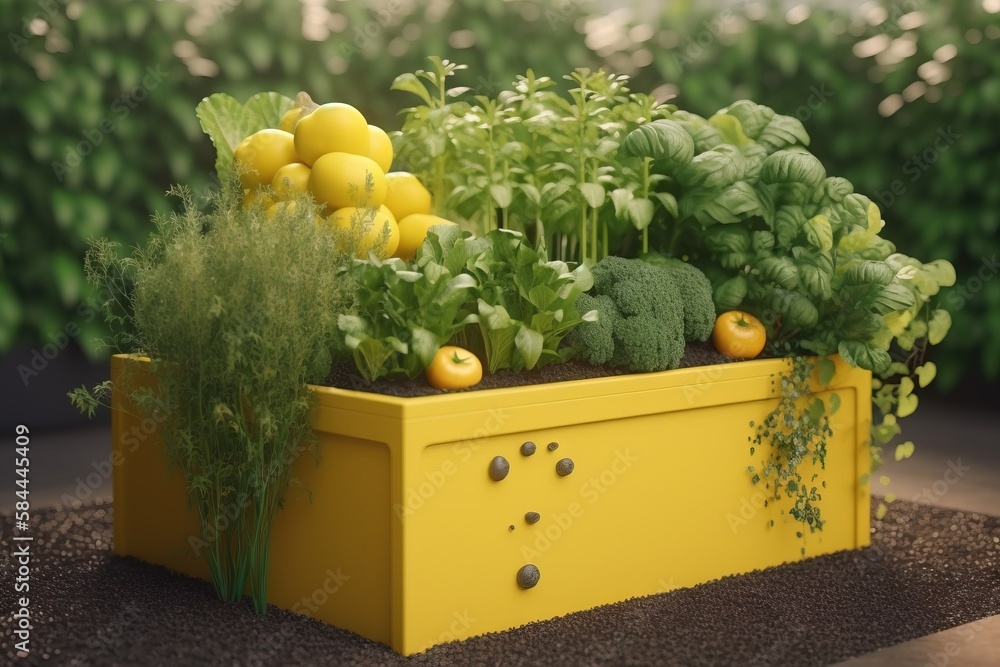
top-left (626, 1), bottom-right (998, 388)
top-left (1, 0), bottom-right (996, 388)
top-left (0, 0), bottom-right (596, 358)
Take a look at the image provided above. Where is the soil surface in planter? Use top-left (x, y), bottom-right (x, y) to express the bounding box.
top-left (323, 341), bottom-right (740, 397)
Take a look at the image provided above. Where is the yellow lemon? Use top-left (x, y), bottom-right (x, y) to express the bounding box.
top-left (293, 102), bottom-right (369, 166)
top-left (278, 106), bottom-right (303, 133)
top-left (395, 213), bottom-right (458, 259)
top-left (382, 171), bottom-right (432, 222)
top-left (326, 205), bottom-right (399, 258)
top-left (265, 200), bottom-right (325, 225)
top-left (309, 152), bottom-right (386, 210)
top-left (242, 188), bottom-right (274, 210)
top-left (367, 125), bottom-right (394, 173)
top-left (233, 129), bottom-right (298, 188)
top-left (271, 162), bottom-right (311, 201)
top-left (265, 200), bottom-right (297, 219)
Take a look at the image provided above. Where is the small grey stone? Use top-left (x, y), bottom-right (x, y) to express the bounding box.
top-left (520, 441), bottom-right (536, 456)
top-left (489, 456), bottom-right (510, 481)
top-left (547, 441), bottom-right (559, 451)
top-left (556, 458), bottom-right (574, 476)
top-left (517, 564), bottom-right (540, 589)
top-left (525, 512), bottom-right (541, 524)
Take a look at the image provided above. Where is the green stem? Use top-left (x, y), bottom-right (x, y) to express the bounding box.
top-left (641, 157), bottom-right (651, 256)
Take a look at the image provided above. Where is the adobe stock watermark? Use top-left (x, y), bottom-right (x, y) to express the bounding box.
top-left (945, 255), bottom-right (998, 311)
top-left (520, 449), bottom-right (638, 560)
top-left (337, 0), bottom-right (408, 64)
top-left (921, 615), bottom-right (991, 667)
top-left (673, 1), bottom-right (754, 70)
top-left (872, 127), bottom-right (960, 211)
top-left (392, 408), bottom-right (508, 521)
top-left (417, 610), bottom-right (477, 652)
top-left (71, 603), bottom-right (142, 666)
top-left (187, 434), bottom-right (316, 557)
top-left (51, 65), bottom-right (169, 183)
top-left (545, 0), bottom-right (586, 30)
top-left (57, 402), bottom-right (175, 510)
top-left (911, 459), bottom-right (970, 505)
top-left (7, 0), bottom-right (70, 54)
top-left (241, 566), bottom-right (351, 666)
top-left (16, 288), bottom-right (111, 386)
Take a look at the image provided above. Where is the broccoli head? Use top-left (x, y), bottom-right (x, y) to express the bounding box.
top-left (572, 257), bottom-right (686, 372)
top-left (648, 256), bottom-right (716, 342)
top-left (573, 292), bottom-right (616, 366)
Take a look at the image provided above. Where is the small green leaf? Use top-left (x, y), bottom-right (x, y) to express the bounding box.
top-left (927, 309), bottom-right (952, 345)
top-left (650, 192), bottom-right (679, 218)
top-left (894, 441), bottom-right (915, 461)
top-left (578, 182), bottom-right (605, 208)
top-left (804, 214), bottom-right (833, 251)
top-left (390, 72), bottom-right (434, 106)
top-left (515, 326), bottom-right (544, 370)
top-left (828, 393), bottom-right (841, 415)
top-left (759, 150), bottom-right (826, 188)
top-left (818, 356), bottom-right (836, 385)
top-left (490, 183), bottom-right (513, 209)
top-left (896, 392), bottom-right (919, 418)
top-left (915, 362), bottom-right (937, 388)
top-left (619, 119), bottom-right (695, 164)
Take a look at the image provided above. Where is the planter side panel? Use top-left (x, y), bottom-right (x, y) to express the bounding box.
top-left (110, 357), bottom-right (394, 645)
top-left (397, 368), bottom-right (869, 653)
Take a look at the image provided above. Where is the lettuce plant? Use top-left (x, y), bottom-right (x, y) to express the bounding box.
top-left (340, 226), bottom-right (594, 381)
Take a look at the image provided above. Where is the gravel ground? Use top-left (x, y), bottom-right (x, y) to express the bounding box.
top-left (1, 498), bottom-right (998, 666)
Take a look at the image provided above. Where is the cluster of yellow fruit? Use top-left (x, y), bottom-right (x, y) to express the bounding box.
top-left (234, 101), bottom-right (455, 259)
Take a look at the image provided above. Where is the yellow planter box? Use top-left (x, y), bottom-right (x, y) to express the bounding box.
top-left (111, 354), bottom-right (871, 655)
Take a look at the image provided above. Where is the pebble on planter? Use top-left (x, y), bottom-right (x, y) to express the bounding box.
top-left (547, 441), bottom-right (559, 451)
top-left (517, 564), bottom-right (540, 589)
top-left (525, 512), bottom-right (540, 524)
top-left (555, 458), bottom-right (574, 476)
top-left (489, 456), bottom-right (510, 481)
top-left (520, 441), bottom-right (536, 456)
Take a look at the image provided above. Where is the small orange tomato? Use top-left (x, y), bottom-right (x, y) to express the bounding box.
top-left (711, 310), bottom-right (767, 359)
top-left (426, 346), bottom-right (483, 390)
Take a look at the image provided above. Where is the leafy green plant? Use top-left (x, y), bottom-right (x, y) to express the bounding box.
top-left (339, 225), bottom-right (594, 381)
top-left (70, 179), bottom-right (354, 611)
top-left (392, 60), bottom-right (674, 261)
top-left (196, 92), bottom-right (295, 179)
top-left (615, 99), bottom-right (953, 465)
top-left (631, 0), bottom-right (998, 389)
top-left (748, 356), bottom-right (835, 544)
top-left (459, 228), bottom-right (595, 373)
top-left (338, 240), bottom-right (479, 383)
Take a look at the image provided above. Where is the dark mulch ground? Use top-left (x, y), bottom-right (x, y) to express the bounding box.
top-left (323, 341), bottom-right (739, 397)
top-left (2, 498), bottom-right (998, 666)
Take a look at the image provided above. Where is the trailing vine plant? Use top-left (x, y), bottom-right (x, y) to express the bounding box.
top-left (749, 355), bottom-right (836, 548)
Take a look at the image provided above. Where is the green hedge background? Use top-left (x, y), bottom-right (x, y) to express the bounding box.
top-left (1, 0), bottom-right (996, 389)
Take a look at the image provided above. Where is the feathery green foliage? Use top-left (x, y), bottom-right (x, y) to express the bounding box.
top-left (70, 177), bottom-right (355, 610)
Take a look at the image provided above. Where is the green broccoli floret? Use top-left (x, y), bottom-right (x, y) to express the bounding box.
top-left (573, 293), bottom-right (616, 365)
top-left (572, 257), bottom-right (686, 372)
top-left (650, 257), bottom-right (716, 341)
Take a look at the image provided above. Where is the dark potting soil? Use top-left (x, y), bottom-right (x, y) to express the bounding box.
top-left (321, 341), bottom-right (740, 397)
top-left (4, 498), bottom-right (998, 666)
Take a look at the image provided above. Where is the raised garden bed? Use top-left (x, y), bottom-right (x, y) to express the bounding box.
top-left (111, 352), bottom-right (870, 655)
